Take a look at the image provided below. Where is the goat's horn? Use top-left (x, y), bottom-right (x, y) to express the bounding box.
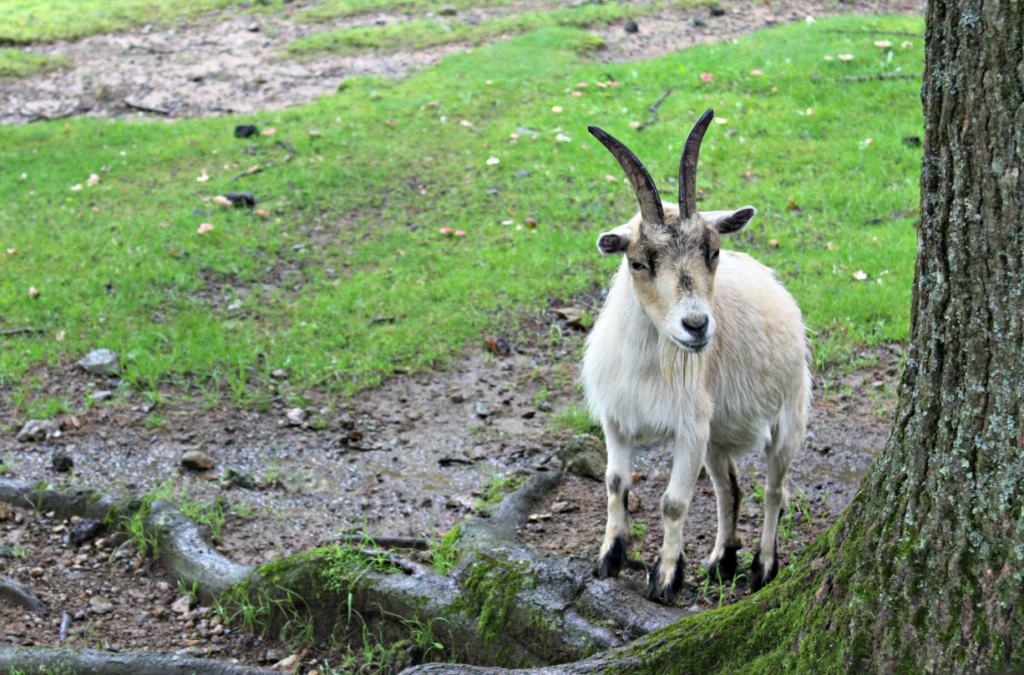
top-left (588, 126), bottom-right (665, 227)
top-left (678, 109), bottom-right (714, 219)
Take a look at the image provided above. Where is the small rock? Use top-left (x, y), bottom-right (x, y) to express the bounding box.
top-left (181, 450), bottom-right (214, 471)
top-left (171, 595), bottom-right (196, 615)
top-left (223, 192), bottom-right (256, 207)
top-left (710, 6), bottom-right (727, 15)
top-left (77, 349), bottom-right (120, 376)
top-left (346, 429), bottom-right (363, 442)
top-left (450, 393), bottom-right (465, 404)
top-left (93, 390), bottom-right (113, 402)
top-left (551, 501), bottom-right (578, 514)
top-left (556, 435), bottom-right (607, 481)
top-left (437, 4), bottom-right (457, 15)
top-left (485, 336), bottom-right (511, 357)
top-left (135, 612), bottom-right (151, 627)
top-left (246, 21), bottom-right (260, 31)
top-left (90, 596), bottom-right (113, 614)
top-left (538, 400), bottom-right (552, 413)
top-left (521, 410), bottom-right (536, 419)
top-left (405, 411), bottom-right (422, 421)
top-left (624, 20), bottom-right (639, 33)
top-left (51, 449), bottom-right (74, 472)
top-left (152, 606), bottom-right (167, 619)
top-left (475, 402), bottom-right (491, 417)
top-left (271, 653), bottom-right (302, 673)
top-left (285, 408), bottom-right (308, 426)
top-left (692, 17), bottom-right (707, 26)
top-left (30, 567), bottom-right (45, 578)
top-left (16, 419), bottom-right (60, 442)
top-left (235, 124), bottom-right (258, 138)
top-left (222, 467), bottom-right (256, 490)
top-left (514, 169), bottom-right (531, 178)
top-left (69, 518), bottom-right (103, 544)
top-left (0, 504), bottom-right (8, 520)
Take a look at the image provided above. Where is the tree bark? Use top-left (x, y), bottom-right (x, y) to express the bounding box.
top-left (407, 0), bottom-right (1024, 671)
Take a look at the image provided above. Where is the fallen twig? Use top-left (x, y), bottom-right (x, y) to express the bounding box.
top-left (329, 534), bottom-right (436, 550)
top-left (230, 141), bottom-right (297, 181)
top-left (124, 99), bottom-right (172, 115)
top-left (368, 315), bottom-right (396, 326)
top-left (0, 574), bottom-right (47, 612)
top-left (812, 72), bottom-right (922, 83)
top-left (0, 327), bottom-right (43, 337)
top-left (275, 140), bottom-right (297, 162)
top-left (438, 456), bottom-right (474, 467)
top-left (120, 45), bottom-right (179, 55)
top-left (862, 209), bottom-right (918, 224)
top-left (636, 89), bottom-right (672, 131)
top-left (822, 29), bottom-right (923, 38)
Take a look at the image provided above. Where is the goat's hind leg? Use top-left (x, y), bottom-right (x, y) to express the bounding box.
top-left (596, 421), bottom-right (633, 578)
top-left (751, 413), bottom-right (802, 591)
top-left (704, 450), bottom-right (743, 582)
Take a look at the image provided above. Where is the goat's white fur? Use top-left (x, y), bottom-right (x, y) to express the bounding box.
top-left (582, 201), bottom-right (810, 596)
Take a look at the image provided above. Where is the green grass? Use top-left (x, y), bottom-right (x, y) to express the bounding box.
top-left (289, 1), bottom-right (653, 57)
top-left (1, 15), bottom-right (923, 407)
top-left (0, 48), bottom-right (68, 78)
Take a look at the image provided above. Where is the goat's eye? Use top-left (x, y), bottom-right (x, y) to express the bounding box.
top-left (630, 260), bottom-right (646, 272)
top-left (712, 249), bottom-right (721, 259)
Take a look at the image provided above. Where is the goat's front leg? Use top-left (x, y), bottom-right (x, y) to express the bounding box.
top-left (595, 420), bottom-right (633, 579)
top-left (645, 426), bottom-right (708, 605)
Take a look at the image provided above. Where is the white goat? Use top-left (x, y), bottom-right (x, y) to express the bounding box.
top-left (582, 110), bottom-right (810, 605)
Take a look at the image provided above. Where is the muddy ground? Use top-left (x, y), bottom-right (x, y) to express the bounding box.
top-left (1, 318), bottom-right (900, 665)
top-left (1, 0), bottom-right (922, 124)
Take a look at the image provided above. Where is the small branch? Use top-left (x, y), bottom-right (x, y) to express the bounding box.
top-left (821, 29), bottom-right (923, 38)
top-left (0, 327), bottom-right (43, 337)
top-left (812, 73), bottom-right (922, 83)
top-left (0, 574), bottom-right (47, 613)
top-left (357, 548), bottom-right (429, 575)
top-left (230, 141), bottom-right (297, 181)
top-left (124, 98), bottom-right (172, 115)
top-left (329, 534), bottom-right (436, 550)
top-left (636, 89), bottom-right (672, 131)
top-left (120, 45), bottom-right (180, 55)
top-left (275, 140), bottom-right (297, 162)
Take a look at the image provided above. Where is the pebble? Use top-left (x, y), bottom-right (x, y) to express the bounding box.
top-left (270, 368), bottom-right (289, 379)
top-left (16, 419), bottom-right (61, 443)
top-left (224, 191), bottom-right (257, 207)
top-left (51, 449), bottom-right (74, 472)
top-left (285, 408), bottom-right (309, 425)
top-left (30, 567), bottom-right (45, 578)
top-left (624, 20), bottom-right (639, 33)
top-left (93, 390), bottom-right (113, 402)
top-left (180, 450), bottom-right (215, 471)
top-left (450, 393), bottom-right (465, 403)
top-left (514, 169), bottom-right (531, 178)
top-left (235, 125), bottom-right (258, 138)
top-left (475, 402), bottom-right (491, 417)
top-left (271, 653), bottom-right (302, 672)
top-left (89, 596), bottom-right (113, 614)
top-left (171, 595), bottom-right (196, 615)
top-left (77, 349), bottom-right (120, 376)
top-left (556, 435), bottom-right (607, 481)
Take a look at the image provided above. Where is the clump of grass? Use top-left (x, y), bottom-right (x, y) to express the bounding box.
top-left (549, 401), bottom-right (602, 437)
top-left (0, 49), bottom-right (68, 78)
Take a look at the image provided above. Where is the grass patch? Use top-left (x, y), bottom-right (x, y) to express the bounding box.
top-left (289, 1), bottom-right (652, 57)
top-left (0, 49), bottom-right (68, 78)
top-left (1, 15), bottom-right (923, 406)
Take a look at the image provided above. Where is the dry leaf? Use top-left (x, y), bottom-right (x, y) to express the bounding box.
top-left (197, 223), bottom-right (214, 234)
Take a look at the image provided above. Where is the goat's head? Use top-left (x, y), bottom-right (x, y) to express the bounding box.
top-left (589, 109), bottom-right (756, 353)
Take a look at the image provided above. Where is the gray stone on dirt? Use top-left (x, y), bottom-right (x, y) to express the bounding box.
top-left (437, 4), bottom-right (458, 15)
top-left (93, 390), bottom-right (113, 402)
top-left (51, 449), bottom-right (74, 472)
top-left (624, 20), bottom-right (639, 33)
top-left (285, 408), bottom-right (308, 425)
top-left (89, 596), bottom-right (113, 614)
top-left (556, 434), bottom-right (607, 481)
top-left (180, 450), bottom-right (214, 471)
top-left (171, 595), bottom-right (196, 614)
top-left (222, 467), bottom-right (256, 490)
top-left (69, 518), bottom-right (104, 544)
top-left (77, 349), bottom-right (120, 376)
top-left (16, 419), bottom-right (61, 442)
top-left (514, 169), bottom-right (532, 178)
top-left (279, 470), bottom-right (333, 494)
top-left (475, 402), bottom-right (491, 417)
top-left (450, 393), bottom-right (465, 404)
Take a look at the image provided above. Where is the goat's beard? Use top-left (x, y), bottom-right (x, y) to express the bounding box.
top-left (659, 334), bottom-right (705, 392)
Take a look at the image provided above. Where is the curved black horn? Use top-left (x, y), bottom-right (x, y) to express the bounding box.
top-left (588, 125), bottom-right (664, 227)
top-left (678, 108), bottom-right (714, 219)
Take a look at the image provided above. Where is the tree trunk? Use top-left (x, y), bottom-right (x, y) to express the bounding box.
top-left (408, 0), bottom-right (1024, 672)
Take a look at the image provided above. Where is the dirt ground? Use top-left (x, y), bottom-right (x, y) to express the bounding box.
top-left (0, 0), bottom-right (922, 125)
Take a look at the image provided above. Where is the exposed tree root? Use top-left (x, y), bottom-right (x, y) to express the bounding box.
top-left (0, 472), bottom-right (691, 670)
top-left (0, 645), bottom-right (278, 674)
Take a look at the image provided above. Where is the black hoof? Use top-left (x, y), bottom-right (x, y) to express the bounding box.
top-left (706, 546), bottom-right (739, 582)
top-left (750, 548), bottom-right (779, 591)
top-left (644, 555), bottom-right (686, 605)
top-left (596, 536), bottom-right (627, 578)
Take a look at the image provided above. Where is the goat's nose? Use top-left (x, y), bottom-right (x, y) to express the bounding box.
top-left (682, 314), bottom-right (709, 333)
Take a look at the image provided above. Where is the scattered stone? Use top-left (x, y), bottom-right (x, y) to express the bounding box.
top-left (514, 169), bottom-right (531, 178)
top-left (556, 435), bottom-right (607, 481)
top-left (710, 5), bottom-right (727, 15)
top-left (475, 402), bottom-right (491, 417)
top-left (224, 191), bottom-right (257, 207)
top-left (538, 400), bottom-right (552, 413)
top-left (338, 411), bottom-right (356, 427)
top-left (93, 390), bottom-right (113, 402)
top-left (246, 21), bottom-right (260, 32)
top-left (51, 449), bottom-right (74, 473)
top-left (77, 349), bottom-right (120, 376)
top-left (235, 124), bottom-right (258, 138)
top-left (89, 596), bottom-right (113, 614)
top-left (628, 491), bottom-right (642, 513)
top-left (437, 4), bottom-right (457, 15)
top-left (30, 567), bottom-right (45, 578)
top-left (270, 368), bottom-right (289, 379)
top-left (271, 653), bottom-right (302, 672)
top-left (16, 419), bottom-right (61, 442)
top-left (521, 410), bottom-right (536, 419)
top-left (222, 467), bottom-right (256, 490)
top-left (180, 450), bottom-right (214, 471)
top-left (134, 612), bottom-right (151, 627)
top-left (450, 393), bottom-right (465, 404)
top-left (285, 408), bottom-right (308, 425)
top-left (279, 470), bottom-right (333, 494)
top-left (485, 336), bottom-right (511, 357)
top-left (624, 20), bottom-right (639, 33)
top-left (692, 17), bottom-right (708, 26)
top-left (551, 501), bottom-right (578, 514)
top-left (346, 429), bottom-right (363, 442)
top-left (0, 504), bottom-right (7, 520)
top-left (69, 518), bottom-right (103, 545)
top-left (405, 411), bottom-right (422, 421)
top-left (152, 606), bottom-right (167, 619)
top-left (171, 595), bottom-right (196, 615)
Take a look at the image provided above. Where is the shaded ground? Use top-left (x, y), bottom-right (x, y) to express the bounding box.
top-left (0, 0), bottom-right (921, 124)
top-left (1, 325), bottom-right (900, 663)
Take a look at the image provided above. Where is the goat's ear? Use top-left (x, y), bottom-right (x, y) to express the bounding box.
top-left (703, 206), bottom-right (757, 235)
top-left (596, 224), bottom-right (632, 255)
